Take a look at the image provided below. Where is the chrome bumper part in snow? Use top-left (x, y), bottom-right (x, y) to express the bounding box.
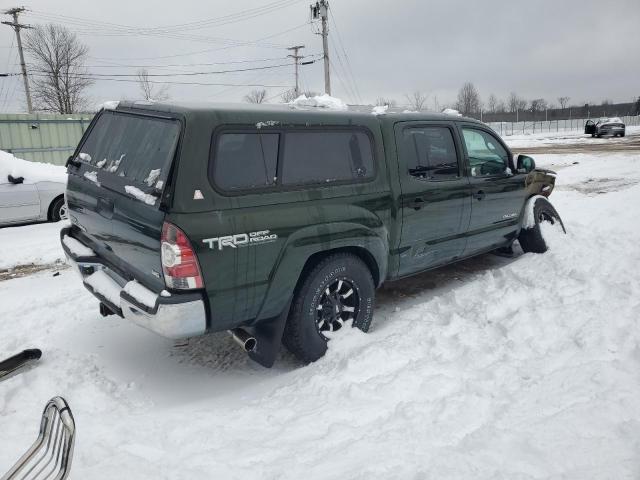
top-left (2, 396), bottom-right (75, 480)
top-left (61, 229), bottom-right (207, 340)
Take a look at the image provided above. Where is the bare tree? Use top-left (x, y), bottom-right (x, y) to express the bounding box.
top-left (507, 92), bottom-right (527, 113)
top-left (24, 24), bottom-right (93, 113)
top-left (530, 98), bottom-right (547, 113)
top-left (244, 89), bottom-right (267, 104)
top-left (487, 94), bottom-right (499, 113)
top-left (280, 89), bottom-right (298, 103)
top-left (558, 96), bottom-right (570, 109)
top-left (455, 82), bottom-right (481, 115)
top-left (280, 89), bottom-right (320, 103)
top-left (404, 91), bottom-right (428, 111)
top-left (376, 97), bottom-right (397, 107)
top-left (136, 69), bottom-right (170, 102)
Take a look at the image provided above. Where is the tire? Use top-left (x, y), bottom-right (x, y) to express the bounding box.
top-left (519, 197), bottom-right (565, 254)
top-left (49, 196), bottom-right (67, 222)
top-left (283, 253), bottom-right (375, 363)
top-left (621, 132), bottom-right (625, 137)
top-left (591, 134), bottom-right (595, 138)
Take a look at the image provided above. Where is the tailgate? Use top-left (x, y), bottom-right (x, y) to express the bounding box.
top-left (65, 109), bottom-right (181, 291)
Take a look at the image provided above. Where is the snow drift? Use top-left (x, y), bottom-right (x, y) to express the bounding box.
top-left (289, 94), bottom-right (348, 111)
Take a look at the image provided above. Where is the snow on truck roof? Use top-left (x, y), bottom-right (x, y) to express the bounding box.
top-left (109, 96), bottom-right (481, 125)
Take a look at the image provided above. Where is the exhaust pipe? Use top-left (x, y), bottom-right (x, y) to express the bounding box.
top-left (229, 328), bottom-right (257, 353)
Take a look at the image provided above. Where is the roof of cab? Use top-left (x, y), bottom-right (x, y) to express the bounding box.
top-left (114, 100), bottom-right (483, 126)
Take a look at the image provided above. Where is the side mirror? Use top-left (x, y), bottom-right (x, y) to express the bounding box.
top-left (8, 174), bottom-right (24, 185)
top-left (517, 155), bottom-right (536, 174)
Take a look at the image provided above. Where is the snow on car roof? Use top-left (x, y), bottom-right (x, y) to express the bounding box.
top-left (597, 117), bottom-right (622, 124)
top-left (0, 150), bottom-right (67, 185)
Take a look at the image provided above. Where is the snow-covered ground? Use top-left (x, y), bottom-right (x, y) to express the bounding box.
top-left (0, 221), bottom-right (68, 270)
top-left (1, 148), bottom-right (640, 479)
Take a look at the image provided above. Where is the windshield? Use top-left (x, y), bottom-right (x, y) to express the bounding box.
top-left (77, 111), bottom-right (180, 190)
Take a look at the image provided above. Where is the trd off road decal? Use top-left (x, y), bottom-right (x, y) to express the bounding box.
top-left (202, 230), bottom-right (278, 251)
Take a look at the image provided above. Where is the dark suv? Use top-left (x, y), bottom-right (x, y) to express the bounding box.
top-left (61, 102), bottom-right (562, 367)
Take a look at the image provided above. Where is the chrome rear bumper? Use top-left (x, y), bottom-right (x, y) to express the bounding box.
top-left (61, 228), bottom-right (207, 339)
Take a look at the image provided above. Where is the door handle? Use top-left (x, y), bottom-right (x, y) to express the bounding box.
top-left (473, 190), bottom-right (486, 201)
top-left (410, 197), bottom-right (425, 210)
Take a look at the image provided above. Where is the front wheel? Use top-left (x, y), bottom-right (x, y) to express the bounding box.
top-left (49, 197), bottom-right (67, 222)
top-left (519, 197), bottom-right (565, 254)
top-left (283, 253), bottom-right (375, 363)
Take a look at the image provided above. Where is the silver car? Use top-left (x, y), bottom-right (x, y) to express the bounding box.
top-left (585, 117), bottom-right (626, 138)
top-left (0, 173), bottom-right (67, 226)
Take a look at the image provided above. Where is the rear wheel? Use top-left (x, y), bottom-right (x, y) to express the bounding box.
top-left (621, 132), bottom-right (625, 137)
top-left (519, 197), bottom-right (565, 254)
top-left (49, 196), bottom-right (67, 222)
top-left (283, 253), bottom-right (375, 363)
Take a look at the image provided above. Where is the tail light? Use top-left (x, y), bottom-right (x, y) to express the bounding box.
top-left (161, 221), bottom-right (203, 290)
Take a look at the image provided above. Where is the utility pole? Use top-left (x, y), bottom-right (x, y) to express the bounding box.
top-left (2, 7), bottom-right (33, 113)
top-left (311, 1), bottom-right (330, 95)
top-left (287, 45), bottom-right (305, 97)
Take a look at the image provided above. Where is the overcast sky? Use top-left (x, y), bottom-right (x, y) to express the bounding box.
top-left (1, 0), bottom-right (639, 112)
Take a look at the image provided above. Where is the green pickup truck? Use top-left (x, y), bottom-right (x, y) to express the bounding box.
top-left (60, 101), bottom-right (562, 367)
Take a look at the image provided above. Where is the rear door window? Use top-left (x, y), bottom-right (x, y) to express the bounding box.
top-left (400, 126), bottom-right (459, 180)
top-left (281, 131), bottom-right (374, 185)
top-left (212, 133), bottom-right (279, 190)
top-left (77, 111), bottom-right (180, 189)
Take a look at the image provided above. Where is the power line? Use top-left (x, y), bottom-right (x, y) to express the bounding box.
top-left (1, 51), bottom-right (21, 111)
top-left (27, 62), bottom-right (297, 78)
top-left (0, 36), bottom-right (15, 107)
top-left (84, 23), bottom-right (313, 61)
top-left (265, 88), bottom-right (291, 102)
top-left (26, 73), bottom-right (292, 88)
top-left (328, 56), bottom-right (356, 104)
top-left (81, 55), bottom-right (315, 69)
top-left (27, 13), bottom-right (297, 51)
top-left (329, 9), bottom-right (362, 104)
top-left (30, 0), bottom-right (305, 35)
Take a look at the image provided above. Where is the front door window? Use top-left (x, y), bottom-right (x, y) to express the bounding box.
top-left (461, 128), bottom-right (509, 177)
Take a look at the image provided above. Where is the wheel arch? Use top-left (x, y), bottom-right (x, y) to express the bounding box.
top-left (299, 246), bottom-right (381, 289)
top-left (252, 223), bottom-right (388, 323)
top-left (47, 194), bottom-right (65, 221)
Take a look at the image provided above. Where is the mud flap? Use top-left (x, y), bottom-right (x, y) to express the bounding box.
top-left (246, 296), bottom-right (293, 368)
